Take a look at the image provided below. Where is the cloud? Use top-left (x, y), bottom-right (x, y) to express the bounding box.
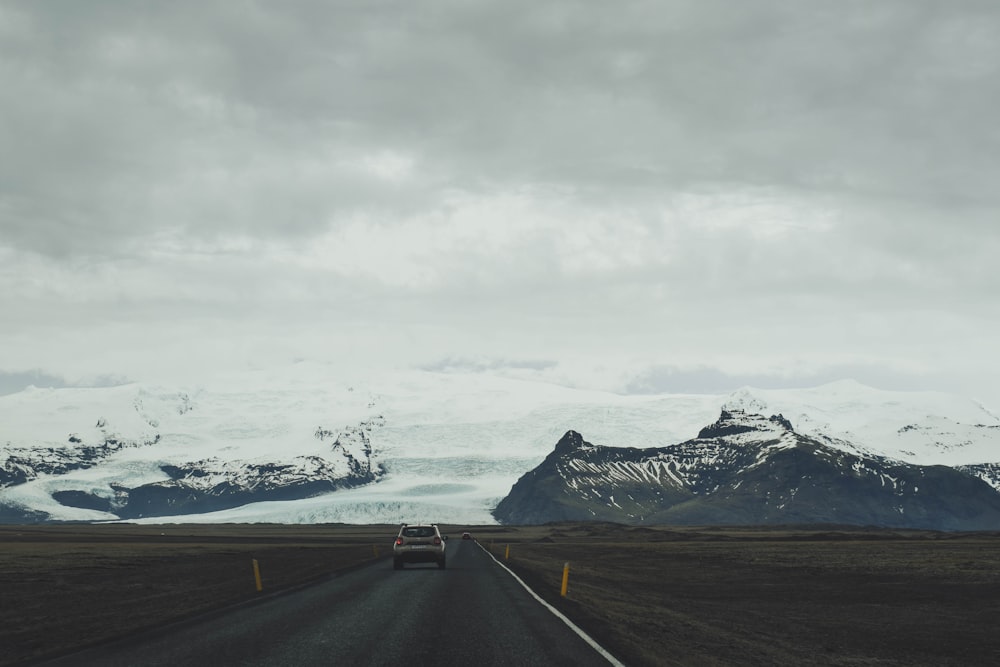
top-left (6, 1), bottom-right (999, 257)
top-left (420, 357), bottom-right (558, 374)
top-left (0, 369), bottom-right (128, 396)
top-left (0, 1), bottom-right (997, 404)
top-left (0, 370), bottom-right (71, 396)
top-left (623, 363), bottom-right (962, 396)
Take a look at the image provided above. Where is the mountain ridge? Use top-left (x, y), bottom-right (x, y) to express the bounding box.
top-left (2, 368), bottom-right (999, 525)
top-left (493, 410), bottom-right (1000, 530)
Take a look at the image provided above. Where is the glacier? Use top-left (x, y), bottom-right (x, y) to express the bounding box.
top-left (2, 364), bottom-right (999, 524)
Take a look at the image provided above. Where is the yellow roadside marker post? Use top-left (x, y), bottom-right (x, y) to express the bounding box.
top-left (561, 562), bottom-right (570, 597)
top-left (252, 559), bottom-right (263, 592)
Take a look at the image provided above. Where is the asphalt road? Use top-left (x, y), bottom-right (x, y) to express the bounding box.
top-left (38, 539), bottom-right (620, 666)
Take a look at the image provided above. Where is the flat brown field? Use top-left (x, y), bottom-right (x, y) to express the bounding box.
top-left (484, 524), bottom-right (1000, 666)
top-left (4, 523), bottom-right (1000, 666)
top-left (1, 523), bottom-right (400, 665)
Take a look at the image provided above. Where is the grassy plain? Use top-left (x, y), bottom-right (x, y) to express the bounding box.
top-left (4, 523), bottom-right (1000, 666)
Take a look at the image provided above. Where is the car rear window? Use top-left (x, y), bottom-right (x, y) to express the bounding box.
top-left (402, 527), bottom-right (435, 538)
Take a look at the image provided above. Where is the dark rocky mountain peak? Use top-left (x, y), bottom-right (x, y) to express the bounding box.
top-left (493, 412), bottom-right (1000, 530)
top-left (553, 430), bottom-right (586, 453)
top-left (696, 409), bottom-right (794, 440)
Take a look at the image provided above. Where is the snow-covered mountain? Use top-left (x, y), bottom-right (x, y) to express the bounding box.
top-left (493, 411), bottom-right (1000, 530)
top-left (1, 364), bottom-right (999, 526)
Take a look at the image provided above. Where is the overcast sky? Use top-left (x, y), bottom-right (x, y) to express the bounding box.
top-left (1, 1), bottom-right (998, 405)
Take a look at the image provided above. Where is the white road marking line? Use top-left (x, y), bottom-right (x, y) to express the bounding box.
top-left (477, 542), bottom-right (626, 667)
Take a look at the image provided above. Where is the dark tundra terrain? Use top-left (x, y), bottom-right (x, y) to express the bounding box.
top-left (4, 523), bottom-right (1000, 666)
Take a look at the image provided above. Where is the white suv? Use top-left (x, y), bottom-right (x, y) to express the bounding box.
top-left (393, 524), bottom-right (446, 569)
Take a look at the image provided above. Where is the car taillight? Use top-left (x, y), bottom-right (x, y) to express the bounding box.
top-left (395, 537), bottom-right (404, 545)
top-left (433, 536), bottom-right (441, 545)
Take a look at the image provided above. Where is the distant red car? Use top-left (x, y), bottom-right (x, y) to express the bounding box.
top-left (461, 532), bottom-right (472, 540)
